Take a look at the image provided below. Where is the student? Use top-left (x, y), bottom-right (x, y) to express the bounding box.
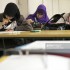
top-left (0, 2), bottom-right (33, 31)
top-left (26, 4), bottom-right (49, 28)
top-left (0, 3), bottom-right (33, 56)
top-left (65, 13), bottom-right (70, 24)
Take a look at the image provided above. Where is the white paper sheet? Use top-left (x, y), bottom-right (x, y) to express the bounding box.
top-left (0, 31), bottom-right (22, 34)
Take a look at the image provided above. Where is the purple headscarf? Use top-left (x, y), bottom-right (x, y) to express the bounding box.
top-left (26, 4), bottom-right (49, 23)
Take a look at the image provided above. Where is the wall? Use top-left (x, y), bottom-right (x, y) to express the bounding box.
top-left (0, 0), bottom-right (70, 18)
top-left (59, 0), bottom-right (70, 13)
top-left (27, 0), bottom-right (70, 18)
top-left (43, 0), bottom-right (53, 18)
top-left (18, 0), bottom-right (28, 18)
top-left (0, 0), bottom-right (18, 13)
top-left (28, 0), bottom-right (42, 14)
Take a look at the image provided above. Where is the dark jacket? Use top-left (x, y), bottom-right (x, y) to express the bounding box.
top-left (0, 13), bottom-right (33, 31)
top-left (0, 13), bottom-right (33, 50)
top-left (15, 15), bottom-right (33, 31)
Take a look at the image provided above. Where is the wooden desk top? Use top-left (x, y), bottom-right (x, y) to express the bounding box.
top-left (0, 30), bottom-right (70, 38)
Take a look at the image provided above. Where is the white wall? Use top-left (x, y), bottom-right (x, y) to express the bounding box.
top-left (44, 0), bottom-right (70, 18)
top-left (27, 0), bottom-right (70, 18)
top-left (18, 0), bottom-right (28, 18)
top-left (59, 0), bottom-right (70, 13)
top-left (0, 0), bottom-right (18, 13)
top-left (0, 0), bottom-right (70, 18)
top-left (43, 0), bottom-right (53, 18)
top-left (28, 0), bottom-right (42, 14)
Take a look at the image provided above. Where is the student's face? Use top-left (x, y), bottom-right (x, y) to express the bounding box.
top-left (36, 13), bottom-right (43, 19)
top-left (5, 15), bottom-right (13, 22)
top-left (3, 15), bottom-right (14, 24)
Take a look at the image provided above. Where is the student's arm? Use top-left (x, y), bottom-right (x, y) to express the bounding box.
top-left (26, 19), bottom-right (34, 24)
top-left (15, 15), bottom-right (33, 31)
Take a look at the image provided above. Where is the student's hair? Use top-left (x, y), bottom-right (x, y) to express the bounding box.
top-left (3, 2), bottom-right (20, 21)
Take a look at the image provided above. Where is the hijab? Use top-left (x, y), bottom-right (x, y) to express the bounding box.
top-left (27, 4), bottom-right (49, 23)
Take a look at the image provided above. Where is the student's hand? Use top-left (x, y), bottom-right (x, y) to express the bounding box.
top-left (26, 19), bottom-right (34, 24)
top-left (2, 18), bottom-right (9, 25)
top-left (5, 29), bottom-right (14, 31)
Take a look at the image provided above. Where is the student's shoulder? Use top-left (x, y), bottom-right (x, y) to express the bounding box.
top-left (0, 13), bottom-right (3, 22)
top-left (0, 13), bottom-right (3, 16)
top-left (17, 15), bottom-right (25, 22)
top-left (20, 15), bottom-right (24, 19)
top-left (26, 14), bottom-right (33, 19)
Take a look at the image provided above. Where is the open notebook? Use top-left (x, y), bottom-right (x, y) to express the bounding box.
top-left (0, 55), bottom-right (69, 70)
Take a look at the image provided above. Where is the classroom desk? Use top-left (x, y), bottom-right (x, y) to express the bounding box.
top-left (5, 41), bottom-right (70, 57)
top-left (16, 41), bottom-right (70, 53)
top-left (0, 55), bottom-right (69, 70)
top-left (1, 30), bottom-right (70, 57)
top-left (0, 30), bottom-right (70, 38)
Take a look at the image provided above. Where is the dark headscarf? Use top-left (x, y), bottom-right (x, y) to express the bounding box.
top-left (3, 2), bottom-right (20, 21)
top-left (26, 4), bottom-right (49, 23)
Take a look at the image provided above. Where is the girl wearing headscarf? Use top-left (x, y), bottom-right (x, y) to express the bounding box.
top-left (26, 4), bottom-right (49, 25)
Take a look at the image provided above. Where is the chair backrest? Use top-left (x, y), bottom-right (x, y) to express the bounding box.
top-left (49, 13), bottom-right (65, 23)
top-left (41, 13), bottom-right (66, 30)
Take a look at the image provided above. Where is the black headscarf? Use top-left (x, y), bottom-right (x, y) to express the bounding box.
top-left (3, 2), bottom-right (20, 21)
